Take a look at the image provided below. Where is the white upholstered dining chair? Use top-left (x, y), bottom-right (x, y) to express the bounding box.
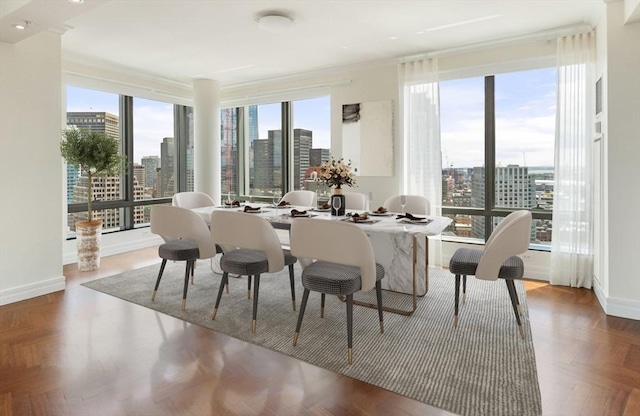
top-left (449, 210), bottom-right (532, 338)
top-left (290, 218), bottom-right (385, 364)
top-left (383, 194), bottom-right (430, 215)
top-left (280, 190), bottom-right (317, 207)
top-left (210, 210), bottom-right (298, 333)
top-left (343, 192), bottom-right (369, 211)
top-left (150, 205), bottom-right (220, 310)
top-left (172, 191), bottom-right (215, 209)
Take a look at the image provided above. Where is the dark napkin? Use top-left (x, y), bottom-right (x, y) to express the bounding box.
top-left (224, 200), bottom-right (241, 207)
top-left (396, 212), bottom-right (425, 221)
top-left (290, 209), bottom-right (307, 217)
top-left (347, 212), bottom-right (370, 223)
top-left (320, 203), bottom-right (331, 210)
top-left (277, 200), bottom-right (290, 207)
top-left (243, 206), bottom-right (261, 212)
top-left (373, 206), bottom-right (388, 214)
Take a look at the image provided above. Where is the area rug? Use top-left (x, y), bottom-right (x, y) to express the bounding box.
top-left (83, 261), bottom-right (542, 416)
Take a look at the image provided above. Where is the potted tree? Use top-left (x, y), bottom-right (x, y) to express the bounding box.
top-left (61, 128), bottom-right (125, 271)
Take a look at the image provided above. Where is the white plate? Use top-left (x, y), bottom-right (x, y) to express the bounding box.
top-left (398, 218), bottom-right (432, 225)
top-left (369, 211), bottom-right (392, 216)
top-left (241, 208), bottom-right (263, 213)
top-left (345, 217), bottom-right (376, 224)
top-left (314, 207), bottom-right (331, 212)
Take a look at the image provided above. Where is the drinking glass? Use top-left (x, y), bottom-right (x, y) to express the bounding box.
top-left (272, 190), bottom-right (281, 215)
top-left (332, 195), bottom-right (342, 218)
top-left (400, 195), bottom-right (407, 214)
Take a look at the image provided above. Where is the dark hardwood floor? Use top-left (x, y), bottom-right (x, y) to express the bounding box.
top-left (1, 248), bottom-right (639, 415)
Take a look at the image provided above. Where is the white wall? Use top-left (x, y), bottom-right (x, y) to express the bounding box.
top-left (600, 1), bottom-right (640, 319)
top-left (0, 32), bottom-right (65, 305)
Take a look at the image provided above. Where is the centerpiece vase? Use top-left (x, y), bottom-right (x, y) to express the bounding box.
top-left (331, 186), bottom-right (346, 216)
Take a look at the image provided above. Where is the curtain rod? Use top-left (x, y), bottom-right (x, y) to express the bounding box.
top-left (399, 24), bottom-right (593, 63)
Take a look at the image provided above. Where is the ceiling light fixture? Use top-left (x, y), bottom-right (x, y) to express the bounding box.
top-left (13, 20), bottom-right (31, 30)
top-left (68, 0), bottom-right (85, 4)
top-left (256, 14), bottom-right (295, 33)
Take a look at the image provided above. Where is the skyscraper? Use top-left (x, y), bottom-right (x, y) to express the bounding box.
top-left (160, 137), bottom-right (175, 197)
top-left (141, 155), bottom-right (159, 192)
top-left (293, 129), bottom-right (312, 189)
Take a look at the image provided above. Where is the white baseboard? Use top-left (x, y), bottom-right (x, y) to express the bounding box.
top-left (0, 276), bottom-right (66, 306)
top-left (593, 280), bottom-right (640, 320)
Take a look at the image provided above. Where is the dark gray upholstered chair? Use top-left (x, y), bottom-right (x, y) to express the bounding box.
top-left (449, 210), bottom-right (532, 338)
top-left (210, 210), bottom-right (297, 333)
top-left (290, 218), bottom-right (385, 364)
top-left (150, 205), bottom-right (221, 310)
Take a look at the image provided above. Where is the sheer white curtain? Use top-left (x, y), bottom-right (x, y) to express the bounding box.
top-left (551, 32), bottom-right (595, 288)
top-left (398, 58), bottom-right (442, 265)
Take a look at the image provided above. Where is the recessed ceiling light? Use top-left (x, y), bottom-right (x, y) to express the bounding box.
top-left (256, 14), bottom-right (295, 33)
top-left (68, 0), bottom-right (85, 4)
top-left (13, 20), bottom-right (31, 30)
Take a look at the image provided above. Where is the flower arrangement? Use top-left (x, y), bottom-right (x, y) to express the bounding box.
top-left (316, 157), bottom-right (357, 189)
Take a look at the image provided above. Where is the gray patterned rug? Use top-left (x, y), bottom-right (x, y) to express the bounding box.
top-left (83, 261), bottom-right (542, 416)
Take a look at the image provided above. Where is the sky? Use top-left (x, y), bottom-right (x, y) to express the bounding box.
top-left (440, 67), bottom-right (556, 169)
top-left (68, 67), bottom-right (555, 168)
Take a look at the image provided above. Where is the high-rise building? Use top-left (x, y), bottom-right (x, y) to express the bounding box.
top-left (66, 164), bottom-right (79, 203)
top-left (160, 137), bottom-right (175, 197)
top-left (471, 165), bottom-right (536, 240)
top-left (141, 155), bottom-right (159, 191)
top-left (66, 112), bottom-right (120, 140)
top-left (248, 105), bottom-right (258, 143)
top-left (293, 129), bottom-right (313, 189)
top-left (221, 108), bottom-right (238, 194)
top-left (309, 148), bottom-right (330, 167)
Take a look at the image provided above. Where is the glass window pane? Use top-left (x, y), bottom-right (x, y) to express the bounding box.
top-left (133, 97), bottom-right (175, 203)
top-left (292, 96), bottom-right (331, 192)
top-left (221, 107), bottom-right (239, 196)
top-left (440, 77), bottom-right (485, 209)
top-left (66, 87), bottom-right (122, 233)
top-left (443, 214), bottom-right (485, 242)
top-left (495, 68), bottom-right (556, 211)
top-left (186, 106), bottom-right (195, 192)
top-left (249, 103), bottom-right (282, 198)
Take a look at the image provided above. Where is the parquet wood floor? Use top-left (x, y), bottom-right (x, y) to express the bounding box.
top-left (1, 248), bottom-right (638, 415)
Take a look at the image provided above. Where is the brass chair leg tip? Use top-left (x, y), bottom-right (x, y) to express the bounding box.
top-left (347, 348), bottom-right (353, 364)
top-left (211, 308), bottom-right (218, 320)
top-left (181, 299), bottom-right (186, 310)
top-left (463, 293), bottom-right (466, 303)
top-left (251, 320), bottom-right (256, 333)
top-left (320, 307), bottom-right (324, 318)
top-left (293, 332), bottom-right (299, 346)
top-left (247, 291), bottom-right (251, 300)
top-left (151, 290), bottom-right (157, 301)
top-left (454, 315), bottom-right (458, 328)
top-left (518, 325), bottom-right (525, 339)
top-left (380, 321), bottom-right (384, 334)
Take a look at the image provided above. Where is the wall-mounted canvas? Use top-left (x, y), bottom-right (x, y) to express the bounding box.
top-left (342, 100), bottom-right (393, 176)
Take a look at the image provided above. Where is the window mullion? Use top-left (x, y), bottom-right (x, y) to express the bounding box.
top-left (484, 75), bottom-right (496, 241)
top-left (121, 95), bottom-right (134, 230)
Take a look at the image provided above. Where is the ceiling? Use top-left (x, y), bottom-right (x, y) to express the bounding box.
top-left (1, 0), bottom-right (604, 87)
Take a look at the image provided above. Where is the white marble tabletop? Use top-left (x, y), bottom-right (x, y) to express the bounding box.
top-left (191, 204), bottom-right (452, 237)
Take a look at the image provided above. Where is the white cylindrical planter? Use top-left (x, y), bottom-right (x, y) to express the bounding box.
top-left (76, 220), bottom-right (102, 271)
top-left (193, 78), bottom-right (221, 203)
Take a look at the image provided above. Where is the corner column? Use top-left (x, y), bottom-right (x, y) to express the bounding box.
top-left (193, 78), bottom-right (220, 203)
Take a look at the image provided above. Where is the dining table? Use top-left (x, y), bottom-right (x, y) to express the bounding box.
top-left (192, 203), bottom-right (452, 316)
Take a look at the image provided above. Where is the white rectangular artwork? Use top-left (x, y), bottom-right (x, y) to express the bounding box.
top-left (342, 100), bottom-right (393, 176)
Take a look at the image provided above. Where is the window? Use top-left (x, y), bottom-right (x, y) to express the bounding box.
top-left (249, 103), bottom-right (282, 199)
top-left (440, 68), bottom-right (555, 245)
top-left (65, 86), bottom-right (191, 238)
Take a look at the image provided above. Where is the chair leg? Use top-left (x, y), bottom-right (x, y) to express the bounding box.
top-left (505, 279), bottom-right (525, 339)
top-left (375, 281), bottom-right (384, 334)
top-left (293, 288), bottom-right (310, 346)
top-left (289, 264), bottom-right (296, 311)
top-left (211, 272), bottom-right (229, 320)
top-left (454, 274), bottom-right (461, 327)
top-left (346, 294), bottom-right (354, 364)
top-left (181, 260), bottom-right (191, 311)
top-left (247, 275), bottom-right (252, 300)
top-left (251, 274), bottom-right (261, 333)
top-left (190, 260), bottom-right (195, 285)
top-left (320, 293), bottom-right (326, 318)
top-left (151, 259), bottom-right (167, 301)
top-left (462, 275), bottom-right (467, 303)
